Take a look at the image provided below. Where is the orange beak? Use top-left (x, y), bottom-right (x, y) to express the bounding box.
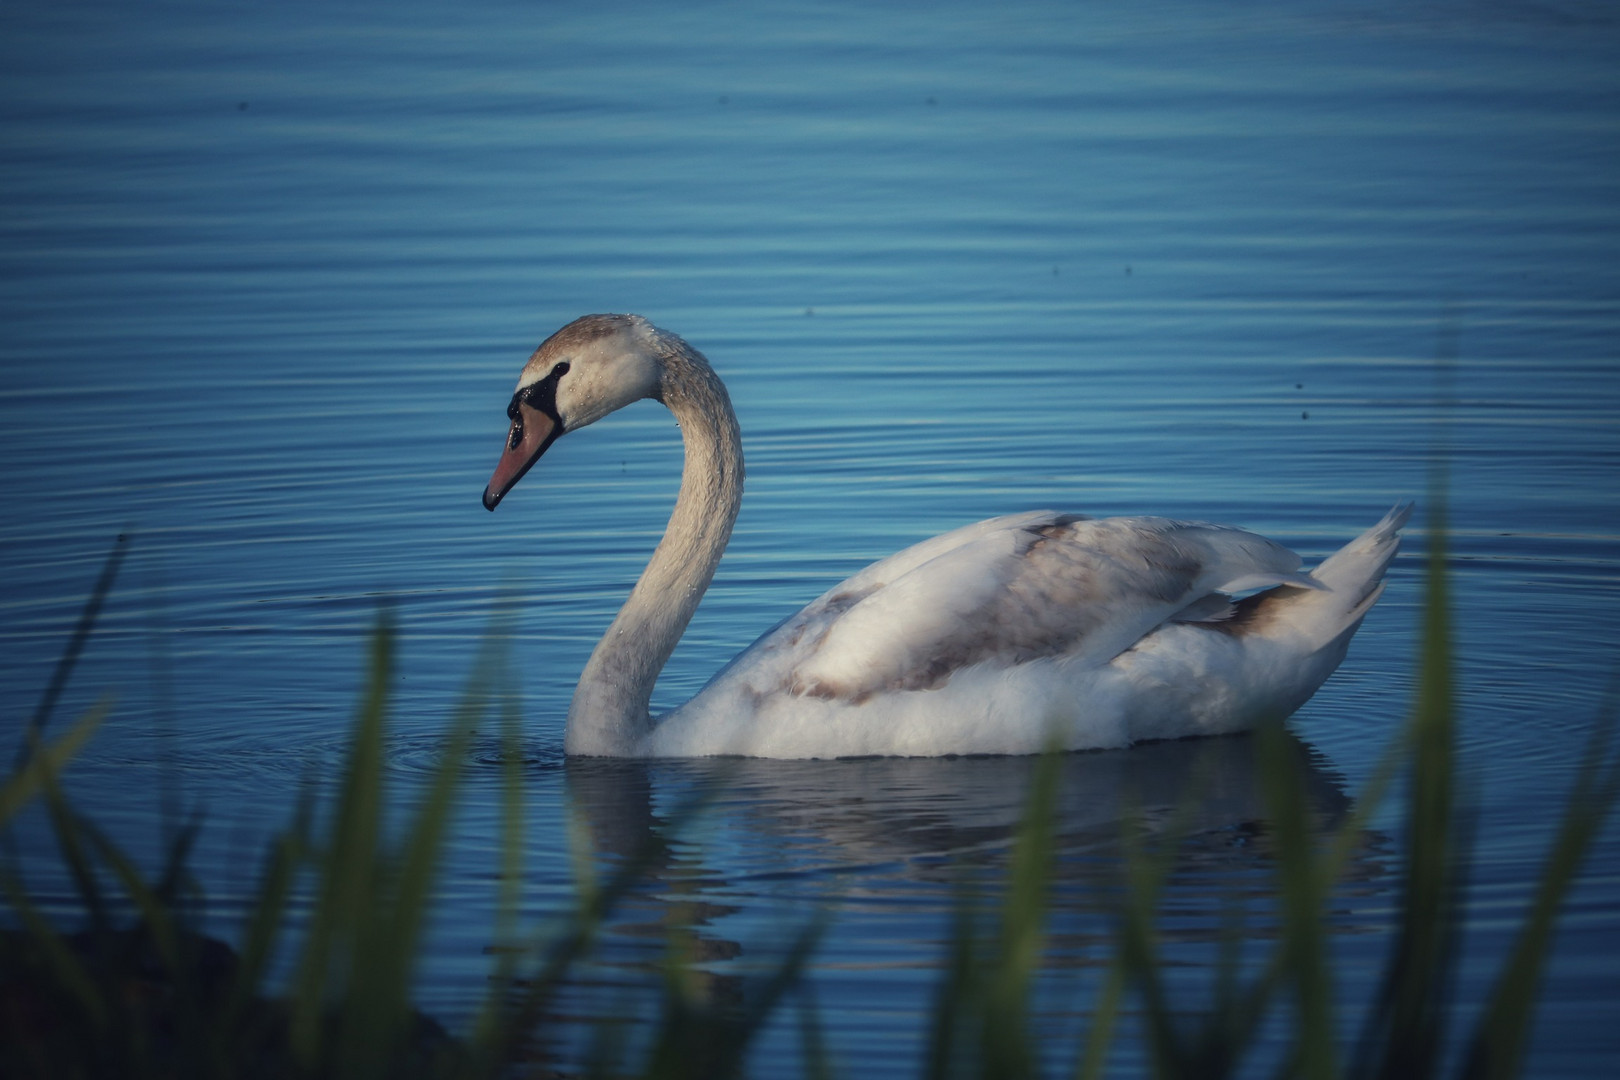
top-left (483, 401), bottom-right (559, 511)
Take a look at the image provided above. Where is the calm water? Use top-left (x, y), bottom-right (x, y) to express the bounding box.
top-left (2, 0), bottom-right (1617, 1073)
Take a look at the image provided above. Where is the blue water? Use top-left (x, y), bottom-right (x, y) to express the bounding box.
top-left (2, 0), bottom-right (1617, 1074)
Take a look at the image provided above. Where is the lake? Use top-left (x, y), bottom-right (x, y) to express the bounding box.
top-left (1, 0), bottom-right (1617, 1074)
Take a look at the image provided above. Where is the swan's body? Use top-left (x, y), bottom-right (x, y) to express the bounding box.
top-left (484, 314), bottom-right (1409, 759)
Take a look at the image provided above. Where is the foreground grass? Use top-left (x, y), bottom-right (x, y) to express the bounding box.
top-left (2, 512), bottom-right (1616, 1078)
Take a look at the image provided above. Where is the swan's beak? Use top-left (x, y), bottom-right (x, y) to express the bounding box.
top-left (483, 402), bottom-right (559, 511)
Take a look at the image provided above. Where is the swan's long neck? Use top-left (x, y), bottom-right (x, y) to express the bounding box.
top-left (564, 336), bottom-right (744, 755)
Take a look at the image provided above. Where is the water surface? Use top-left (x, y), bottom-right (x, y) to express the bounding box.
top-left (2, 1), bottom-right (1617, 1074)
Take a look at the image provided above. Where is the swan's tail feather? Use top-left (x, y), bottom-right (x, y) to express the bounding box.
top-left (1254, 502), bottom-right (1412, 651)
top-left (1309, 501), bottom-right (1413, 603)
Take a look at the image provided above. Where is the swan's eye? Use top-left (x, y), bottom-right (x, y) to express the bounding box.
top-left (517, 362), bottom-right (570, 409)
top-left (505, 360), bottom-right (570, 445)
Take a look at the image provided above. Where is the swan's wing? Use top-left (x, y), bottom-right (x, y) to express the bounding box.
top-left (741, 513), bottom-right (1318, 705)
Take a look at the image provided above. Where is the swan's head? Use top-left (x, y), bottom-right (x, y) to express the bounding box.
top-left (483, 314), bottom-right (664, 511)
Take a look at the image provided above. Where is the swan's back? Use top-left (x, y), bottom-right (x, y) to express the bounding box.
top-left (642, 507), bottom-right (1407, 758)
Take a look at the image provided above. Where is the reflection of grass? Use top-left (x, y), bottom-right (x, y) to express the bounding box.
top-left (3, 509), bottom-right (1616, 1078)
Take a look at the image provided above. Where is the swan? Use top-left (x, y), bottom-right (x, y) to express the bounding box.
top-left (483, 313), bottom-right (1410, 759)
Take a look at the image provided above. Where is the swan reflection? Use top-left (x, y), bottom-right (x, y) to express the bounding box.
top-left (560, 729), bottom-right (1385, 966)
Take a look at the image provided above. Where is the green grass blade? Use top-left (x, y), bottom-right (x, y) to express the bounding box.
top-left (469, 632), bottom-right (527, 1064)
top-left (77, 815), bottom-right (218, 1077)
top-left (1, 701), bottom-right (110, 827)
top-left (18, 532), bottom-right (129, 759)
top-left (721, 921), bottom-right (828, 1075)
top-left (80, 817), bottom-right (181, 977)
top-left (496, 641), bottom-right (525, 949)
top-left (0, 866), bottom-right (110, 1033)
top-left (150, 812), bottom-right (202, 914)
top-left (1316, 728), bottom-right (1403, 898)
top-left (222, 824), bottom-right (304, 1054)
top-left (925, 889), bottom-right (981, 1080)
top-left (289, 611), bottom-right (394, 1063)
top-left (1354, 499), bottom-right (1463, 1080)
top-left (352, 658), bottom-right (486, 1073)
top-left (641, 918), bottom-right (826, 1080)
top-left (1255, 720), bottom-right (1336, 1080)
top-left (797, 978), bottom-right (836, 1080)
top-left (492, 786), bottom-right (708, 1066)
top-left (1112, 803), bottom-right (1189, 1077)
top-left (37, 746), bottom-right (111, 939)
top-left (1457, 704), bottom-right (1620, 1080)
top-left (1072, 942), bottom-right (1127, 1080)
top-left (384, 625), bottom-right (502, 969)
top-left (983, 748), bottom-right (1061, 1079)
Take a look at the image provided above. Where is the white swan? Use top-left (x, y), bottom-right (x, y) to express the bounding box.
top-left (483, 314), bottom-right (1410, 759)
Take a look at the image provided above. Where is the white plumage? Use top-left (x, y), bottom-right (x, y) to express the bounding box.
top-left (483, 314), bottom-right (1410, 759)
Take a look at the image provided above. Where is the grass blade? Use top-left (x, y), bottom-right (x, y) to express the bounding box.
top-left (0, 864), bottom-right (110, 1035)
top-left (925, 887), bottom-right (981, 1080)
top-left (289, 610), bottom-right (394, 1064)
top-left (1353, 497), bottom-right (1463, 1080)
top-left (1071, 937), bottom-right (1127, 1080)
top-left (1457, 703), bottom-right (1620, 1080)
top-left (1, 701), bottom-right (111, 827)
top-left (1255, 719), bottom-right (1336, 1080)
top-left (18, 533), bottom-right (129, 760)
top-left (984, 748), bottom-right (1061, 1079)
